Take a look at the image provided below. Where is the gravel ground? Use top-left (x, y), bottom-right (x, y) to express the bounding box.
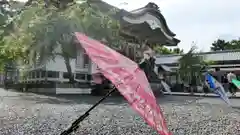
top-left (0, 90), bottom-right (240, 135)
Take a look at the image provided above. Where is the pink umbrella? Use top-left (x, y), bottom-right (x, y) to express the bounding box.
top-left (74, 32), bottom-right (171, 135)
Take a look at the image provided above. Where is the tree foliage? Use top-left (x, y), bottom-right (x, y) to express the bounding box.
top-left (0, 0), bottom-right (25, 72)
top-left (178, 46), bottom-right (206, 84)
top-left (211, 38), bottom-right (240, 51)
top-left (1, 0), bottom-right (121, 82)
top-left (153, 46), bottom-right (183, 55)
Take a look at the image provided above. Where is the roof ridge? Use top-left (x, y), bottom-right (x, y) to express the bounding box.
top-left (155, 49), bottom-right (240, 58)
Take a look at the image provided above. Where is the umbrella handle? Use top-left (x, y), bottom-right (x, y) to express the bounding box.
top-left (60, 87), bottom-right (117, 135)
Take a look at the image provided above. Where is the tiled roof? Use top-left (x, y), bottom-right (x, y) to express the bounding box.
top-left (155, 55), bottom-right (181, 64)
top-left (203, 51), bottom-right (240, 61)
top-left (155, 50), bottom-right (240, 65)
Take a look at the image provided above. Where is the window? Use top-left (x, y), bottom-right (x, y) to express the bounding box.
top-left (83, 51), bottom-right (89, 68)
top-left (63, 72), bottom-right (73, 79)
top-left (215, 67), bottom-right (220, 71)
top-left (87, 74), bottom-right (92, 81)
top-left (47, 71), bottom-right (59, 78)
top-left (76, 50), bottom-right (81, 65)
top-left (36, 71), bottom-right (40, 78)
top-left (32, 71), bottom-right (35, 79)
top-left (75, 73), bottom-right (86, 80)
top-left (28, 72), bottom-right (31, 79)
top-left (41, 71), bottom-right (46, 78)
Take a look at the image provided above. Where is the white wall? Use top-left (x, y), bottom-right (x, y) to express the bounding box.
top-left (23, 45), bottom-right (98, 74)
top-left (45, 48), bottom-right (93, 74)
top-left (46, 55), bottom-right (76, 72)
top-left (90, 62), bottom-right (99, 74)
top-left (75, 47), bottom-right (90, 73)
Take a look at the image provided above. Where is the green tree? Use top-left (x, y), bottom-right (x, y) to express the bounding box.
top-left (229, 38), bottom-right (240, 49)
top-left (211, 39), bottom-right (230, 51)
top-left (153, 46), bottom-right (183, 55)
top-left (211, 38), bottom-right (240, 51)
top-left (172, 48), bottom-right (184, 54)
top-left (3, 1), bottom-right (121, 83)
top-left (178, 46), bottom-right (205, 85)
top-left (0, 0), bottom-right (25, 72)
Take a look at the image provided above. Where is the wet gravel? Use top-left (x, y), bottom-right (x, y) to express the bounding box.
top-left (0, 92), bottom-right (239, 135)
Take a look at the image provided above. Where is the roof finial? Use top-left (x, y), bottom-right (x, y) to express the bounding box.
top-left (145, 2), bottom-right (159, 10)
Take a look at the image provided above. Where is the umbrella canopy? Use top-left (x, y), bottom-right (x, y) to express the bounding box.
top-left (232, 79), bottom-right (240, 89)
top-left (75, 32), bottom-right (171, 135)
top-left (205, 74), bottom-right (231, 105)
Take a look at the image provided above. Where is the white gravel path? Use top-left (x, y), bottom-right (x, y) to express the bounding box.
top-left (0, 90), bottom-right (239, 135)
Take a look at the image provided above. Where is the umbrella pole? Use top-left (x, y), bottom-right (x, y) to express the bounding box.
top-left (60, 87), bottom-right (117, 135)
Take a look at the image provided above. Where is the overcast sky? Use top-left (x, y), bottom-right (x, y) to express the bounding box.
top-left (17, 0), bottom-right (240, 52)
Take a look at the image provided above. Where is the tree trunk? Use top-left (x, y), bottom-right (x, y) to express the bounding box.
top-left (63, 53), bottom-right (75, 84)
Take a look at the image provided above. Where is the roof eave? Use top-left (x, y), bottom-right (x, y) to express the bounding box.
top-left (124, 2), bottom-right (176, 36)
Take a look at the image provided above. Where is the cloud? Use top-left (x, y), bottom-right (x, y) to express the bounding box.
top-left (104, 0), bottom-right (240, 52)
top-left (159, 0), bottom-right (240, 52)
top-left (160, 0), bottom-right (240, 26)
